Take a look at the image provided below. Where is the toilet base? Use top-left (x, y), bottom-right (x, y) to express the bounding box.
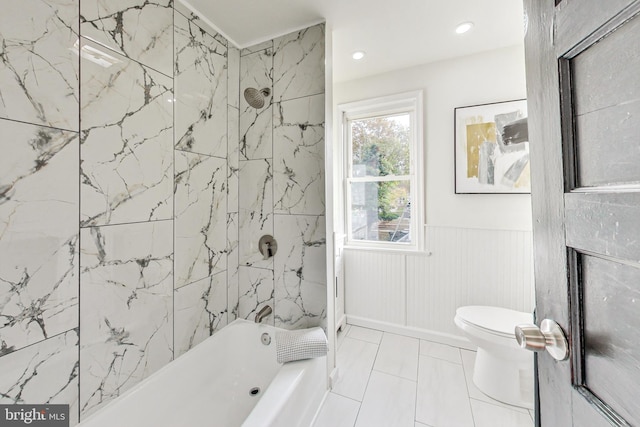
top-left (473, 348), bottom-right (534, 409)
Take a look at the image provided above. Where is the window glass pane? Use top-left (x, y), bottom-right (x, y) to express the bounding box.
top-left (351, 114), bottom-right (411, 177)
top-left (350, 180), bottom-right (411, 243)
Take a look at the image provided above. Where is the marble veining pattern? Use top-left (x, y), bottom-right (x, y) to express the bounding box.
top-left (241, 40), bottom-right (273, 57)
top-left (0, 0), bottom-right (79, 131)
top-left (273, 94), bottom-right (325, 215)
top-left (227, 213), bottom-right (239, 322)
top-left (273, 24), bottom-right (325, 102)
top-left (80, 38), bottom-right (173, 227)
top-left (228, 47), bottom-right (240, 109)
top-left (274, 215), bottom-right (326, 329)
top-left (174, 151), bottom-right (227, 289)
top-left (227, 106), bottom-right (240, 214)
top-left (173, 1), bottom-right (224, 45)
top-left (239, 159), bottom-right (273, 268)
top-left (239, 48), bottom-right (273, 160)
top-left (80, 0), bottom-right (173, 76)
top-left (0, 120), bottom-right (79, 355)
top-left (174, 11), bottom-right (227, 158)
top-left (238, 266), bottom-right (274, 325)
top-left (0, 330), bottom-right (79, 426)
top-left (79, 221), bottom-right (173, 417)
top-left (174, 272), bottom-right (227, 357)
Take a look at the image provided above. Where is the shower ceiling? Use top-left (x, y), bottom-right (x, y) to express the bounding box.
top-left (181, 0), bottom-right (524, 82)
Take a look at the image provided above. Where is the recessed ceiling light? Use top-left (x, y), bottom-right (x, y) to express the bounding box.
top-left (352, 51), bottom-right (366, 60)
top-left (455, 22), bottom-right (474, 34)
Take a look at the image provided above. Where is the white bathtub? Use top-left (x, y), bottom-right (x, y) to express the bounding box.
top-left (78, 319), bottom-right (328, 427)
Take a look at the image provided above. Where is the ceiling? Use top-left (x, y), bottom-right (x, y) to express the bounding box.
top-left (181, 0), bottom-right (525, 83)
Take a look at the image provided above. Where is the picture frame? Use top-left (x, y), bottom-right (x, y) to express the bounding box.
top-left (454, 99), bottom-right (529, 194)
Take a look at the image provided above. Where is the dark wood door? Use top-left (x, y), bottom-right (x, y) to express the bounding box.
top-left (524, 0), bottom-right (640, 425)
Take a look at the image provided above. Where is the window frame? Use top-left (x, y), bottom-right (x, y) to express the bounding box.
top-left (339, 90), bottom-right (425, 252)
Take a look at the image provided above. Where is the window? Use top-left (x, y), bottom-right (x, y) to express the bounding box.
top-left (340, 91), bottom-right (424, 250)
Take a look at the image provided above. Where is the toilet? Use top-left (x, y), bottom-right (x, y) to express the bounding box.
top-left (454, 305), bottom-right (534, 409)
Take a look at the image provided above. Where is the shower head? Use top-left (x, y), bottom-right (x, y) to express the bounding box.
top-left (244, 87), bottom-right (271, 109)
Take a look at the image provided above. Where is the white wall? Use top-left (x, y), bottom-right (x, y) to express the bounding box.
top-left (334, 45), bottom-right (535, 342)
top-left (334, 44), bottom-right (532, 231)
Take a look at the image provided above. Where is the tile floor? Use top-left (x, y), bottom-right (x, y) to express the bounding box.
top-left (313, 325), bottom-right (535, 427)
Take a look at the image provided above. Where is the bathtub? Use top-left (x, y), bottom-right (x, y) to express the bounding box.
top-left (78, 319), bottom-right (328, 427)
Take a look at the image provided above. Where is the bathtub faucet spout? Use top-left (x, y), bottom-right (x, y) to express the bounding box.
top-left (255, 305), bottom-right (272, 323)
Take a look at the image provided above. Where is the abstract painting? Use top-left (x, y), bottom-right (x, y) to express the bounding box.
top-left (455, 99), bottom-right (530, 194)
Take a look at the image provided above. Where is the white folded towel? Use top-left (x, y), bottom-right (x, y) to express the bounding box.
top-left (276, 327), bottom-right (328, 364)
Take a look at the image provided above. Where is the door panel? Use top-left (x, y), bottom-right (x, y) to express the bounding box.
top-left (525, 0), bottom-right (640, 425)
top-left (565, 193), bottom-right (640, 259)
top-left (570, 12), bottom-right (640, 187)
top-left (581, 254), bottom-right (640, 424)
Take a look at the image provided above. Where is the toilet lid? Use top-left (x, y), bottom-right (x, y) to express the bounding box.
top-left (456, 306), bottom-right (532, 336)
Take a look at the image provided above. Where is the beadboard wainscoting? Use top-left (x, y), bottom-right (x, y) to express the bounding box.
top-left (344, 225), bottom-right (534, 346)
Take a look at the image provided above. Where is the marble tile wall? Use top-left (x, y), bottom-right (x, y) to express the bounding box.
top-left (1, 1), bottom-right (326, 424)
top-left (237, 23), bottom-right (326, 329)
top-left (0, 0), bottom-right (81, 423)
top-left (1, 1), bottom-right (233, 424)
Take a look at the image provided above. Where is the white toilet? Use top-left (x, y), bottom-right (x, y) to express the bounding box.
top-left (454, 305), bottom-right (534, 409)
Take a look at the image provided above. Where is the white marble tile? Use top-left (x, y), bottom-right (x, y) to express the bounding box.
top-left (174, 151), bottom-right (227, 288)
top-left (238, 266), bottom-right (274, 324)
top-left (0, 0), bottom-right (79, 131)
top-left (238, 159), bottom-right (273, 268)
top-left (332, 337), bottom-right (378, 402)
top-left (80, 38), bottom-right (173, 226)
top-left (227, 105), bottom-right (240, 214)
top-left (274, 215), bottom-right (326, 329)
top-left (355, 371), bottom-right (416, 427)
top-left (80, 0), bottom-right (173, 76)
top-left (420, 340), bottom-right (462, 364)
top-left (227, 213), bottom-right (239, 322)
top-left (0, 120), bottom-right (79, 354)
top-left (471, 399), bottom-right (534, 427)
top-left (460, 349), bottom-right (530, 413)
top-left (174, 271), bottom-right (227, 357)
top-left (174, 11), bottom-right (227, 158)
top-left (347, 326), bottom-right (383, 344)
top-left (273, 94), bottom-right (325, 215)
top-left (313, 392), bottom-right (360, 427)
top-left (241, 40), bottom-right (273, 56)
top-left (173, 5), bottom-right (225, 46)
top-left (374, 333), bottom-right (419, 381)
top-left (79, 221), bottom-right (173, 416)
top-left (228, 47), bottom-right (240, 109)
top-left (416, 355), bottom-right (474, 427)
top-left (273, 24), bottom-right (325, 102)
top-left (240, 48), bottom-right (273, 160)
top-left (0, 330), bottom-right (79, 426)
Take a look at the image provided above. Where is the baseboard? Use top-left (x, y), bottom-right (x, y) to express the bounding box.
top-left (346, 315), bottom-right (476, 351)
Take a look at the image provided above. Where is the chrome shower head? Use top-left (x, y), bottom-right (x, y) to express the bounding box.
top-left (243, 87), bottom-right (271, 109)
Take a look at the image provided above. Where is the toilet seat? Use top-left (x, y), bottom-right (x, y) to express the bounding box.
top-left (455, 306), bottom-right (532, 339)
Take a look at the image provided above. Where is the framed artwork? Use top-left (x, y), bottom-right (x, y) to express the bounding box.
top-left (454, 99), bottom-right (529, 194)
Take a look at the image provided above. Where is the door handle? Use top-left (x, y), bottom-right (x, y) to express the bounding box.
top-left (515, 319), bottom-right (569, 361)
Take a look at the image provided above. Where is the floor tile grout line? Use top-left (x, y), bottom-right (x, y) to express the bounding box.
top-left (459, 347), bottom-right (478, 427)
top-left (351, 337), bottom-right (382, 427)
